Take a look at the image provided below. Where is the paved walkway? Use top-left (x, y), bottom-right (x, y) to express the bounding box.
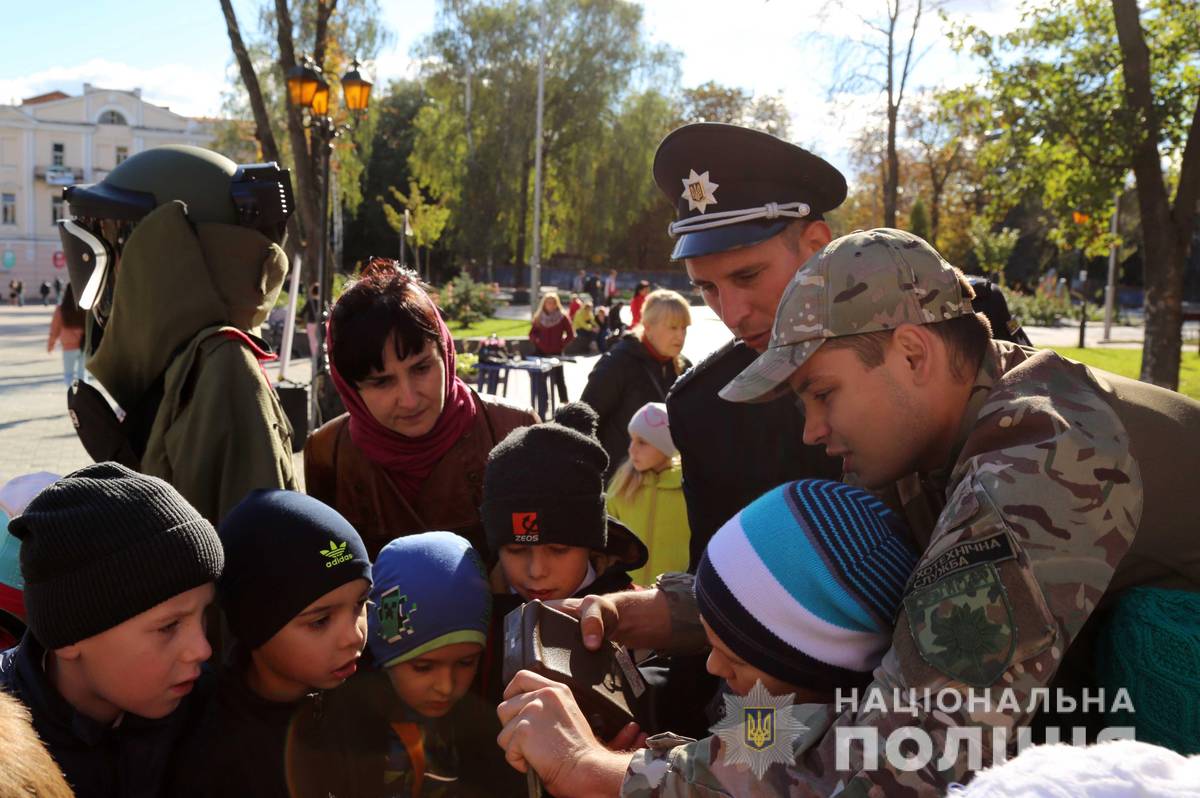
top-left (0, 302), bottom-right (1160, 481)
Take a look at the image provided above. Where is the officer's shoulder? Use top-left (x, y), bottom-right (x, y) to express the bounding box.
top-left (668, 339), bottom-right (755, 402)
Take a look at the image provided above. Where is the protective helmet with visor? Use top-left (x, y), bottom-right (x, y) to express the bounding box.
top-left (57, 144), bottom-right (294, 326)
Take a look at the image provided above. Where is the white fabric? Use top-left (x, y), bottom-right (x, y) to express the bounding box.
top-left (948, 741), bottom-right (1200, 798)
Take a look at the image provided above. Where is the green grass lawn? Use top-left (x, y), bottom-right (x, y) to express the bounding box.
top-left (1050, 347), bottom-right (1200, 401)
top-left (447, 316), bottom-right (531, 339)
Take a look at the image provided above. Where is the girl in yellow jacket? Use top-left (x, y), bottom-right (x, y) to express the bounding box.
top-left (606, 402), bottom-right (691, 586)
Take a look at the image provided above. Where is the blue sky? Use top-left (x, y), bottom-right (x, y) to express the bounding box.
top-left (0, 0), bottom-right (1023, 176)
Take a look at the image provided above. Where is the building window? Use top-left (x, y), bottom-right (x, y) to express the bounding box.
top-left (52, 143), bottom-right (64, 167)
top-left (1, 193), bottom-right (14, 226)
top-left (99, 110), bottom-right (128, 125)
top-left (115, 146), bottom-right (129, 165)
top-left (51, 197), bottom-right (64, 226)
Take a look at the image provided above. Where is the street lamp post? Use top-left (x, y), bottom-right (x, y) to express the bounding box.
top-left (286, 54), bottom-right (372, 426)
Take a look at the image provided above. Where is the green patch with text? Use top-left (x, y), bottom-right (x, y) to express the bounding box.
top-left (903, 563), bottom-right (1015, 687)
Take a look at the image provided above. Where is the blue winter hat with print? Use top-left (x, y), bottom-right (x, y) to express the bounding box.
top-left (367, 531), bottom-right (491, 668)
top-left (218, 489), bottom-right (371, 651)
top-left (696, 479), bottom-right (917, 692)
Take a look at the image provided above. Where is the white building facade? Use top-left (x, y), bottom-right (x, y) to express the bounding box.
top-left (0, 85), bottom-right (210, 296)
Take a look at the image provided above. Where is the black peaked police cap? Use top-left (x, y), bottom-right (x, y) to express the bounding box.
top-left (653, 123), bottom-right (847, 261)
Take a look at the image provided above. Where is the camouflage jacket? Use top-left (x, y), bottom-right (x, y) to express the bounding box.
top-left (623, 341), bottom-right (1200, 797)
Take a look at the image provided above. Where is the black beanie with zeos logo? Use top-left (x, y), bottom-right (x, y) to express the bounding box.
top-left (218, 489), bottom-right (371, 651)
top-left (481, 402), bottom-right (611, 555)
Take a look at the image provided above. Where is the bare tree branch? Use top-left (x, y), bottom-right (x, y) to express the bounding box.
top-left (219, 0), bottom-right (280, 163)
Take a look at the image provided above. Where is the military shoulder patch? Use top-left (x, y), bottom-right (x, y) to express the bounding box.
top-left (903, 562), bottom-right (1016, 688)
top-left (909, 531), bottom-right (1016, 591)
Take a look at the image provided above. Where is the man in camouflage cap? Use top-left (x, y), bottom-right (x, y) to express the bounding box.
top-left (497, 228), bottom-right (1200, 796)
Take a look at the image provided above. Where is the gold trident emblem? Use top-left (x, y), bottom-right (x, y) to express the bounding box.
top-left (744, 707), bottom-right (774, 750)
top-left (688, 181), bottom-right (705, 203)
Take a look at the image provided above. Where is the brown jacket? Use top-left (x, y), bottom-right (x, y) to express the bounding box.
top-left (304, 391), bottom-right (539, 558)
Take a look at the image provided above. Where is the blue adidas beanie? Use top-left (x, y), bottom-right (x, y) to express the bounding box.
top-left (367, 531), bottom-right (491, 668)
top-left (219, 489), bottom-right (371, 651)
top-left (696, 479), bottom-right (917, 692)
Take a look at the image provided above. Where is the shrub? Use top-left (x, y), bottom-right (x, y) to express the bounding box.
top-left (456, 351), bottom-right (479, 381)
top-left (442, 273), bottom-right (497, 327)
top-left (1000, 284), bottom-right (1073, 327)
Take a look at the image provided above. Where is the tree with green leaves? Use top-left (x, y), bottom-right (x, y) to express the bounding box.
top-left (410, 0), bottom-right (678, 282)
top-left (381, 180), bottom-right (452, 280)
top-left (681, 81), bottom-right (790, 138)
top-left (962, 0), bottom-right (1200, 388)
top-left (344, 79), bottom-right (427, 268)
top-left (968, 218), bottom-right (1020, 279)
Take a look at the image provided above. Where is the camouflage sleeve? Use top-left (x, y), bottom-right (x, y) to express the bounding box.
top-left (625, 368), bottom-right (1142, 796)
top-left (621, 705), bottom-right (835, 797)
top-left (654, 572), bottom-right (707, 656)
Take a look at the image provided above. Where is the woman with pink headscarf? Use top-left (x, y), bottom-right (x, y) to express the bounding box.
top-left (304, 260), bottom-right (538, 558)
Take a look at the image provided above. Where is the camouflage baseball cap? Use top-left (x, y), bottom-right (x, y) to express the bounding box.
top-left (720, 228), bottom-right (975, 403)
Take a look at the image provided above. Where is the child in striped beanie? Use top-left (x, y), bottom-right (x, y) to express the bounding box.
top-left (695, 479), bottom-right (918, 701)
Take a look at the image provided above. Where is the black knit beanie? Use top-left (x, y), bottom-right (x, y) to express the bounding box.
top-left (218, 489), bottom-right (371, 651)
top-left (8, 462), bottom-right (224, 649)
top-left (482, 402), bottom-right (610, 553)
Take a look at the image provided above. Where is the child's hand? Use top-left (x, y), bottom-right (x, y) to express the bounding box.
top-left (603, 721), bottom-right (648, 752)
top-left (549, 594), bottom-right (620, 651)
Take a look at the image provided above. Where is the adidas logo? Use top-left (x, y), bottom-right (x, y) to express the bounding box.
top-left (320, 540), bottom-right (353, 568)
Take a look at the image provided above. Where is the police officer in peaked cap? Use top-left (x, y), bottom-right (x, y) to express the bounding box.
top-left (656, 123), bottom-right (845, 569)
top-left (651, 123), bottom-right (845, 737)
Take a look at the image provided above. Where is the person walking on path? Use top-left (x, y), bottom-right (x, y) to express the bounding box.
top-left (46, 284), bottom-right (87, 387)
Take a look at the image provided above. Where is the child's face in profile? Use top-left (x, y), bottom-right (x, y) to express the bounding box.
top-left (499, 543), bottom-right (591, 602)
top-left (56, 583), bottom-right (214, 724)
top-left (701, 617), bottom-right (826, 703)
top-left (628, 433), bottom-right (670, 473)
top-left (248, 579), bottom-right (370, 702)
top-left (386, 641), bottom-right (483, 718)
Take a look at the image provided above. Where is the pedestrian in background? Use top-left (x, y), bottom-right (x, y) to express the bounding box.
top-left (605, 269), bottom-right (618, 303)
top-left (38, 282), bottom-right (51, 305)
top-left (46, 284), bottom-right (86, 387)
top-left (606, 402), bottom-right (690, 585)
top-left (630, 279), bottom-right (651, 326)
top-left (528, 292), bottom-right (575, 417)
top-left (581, 289), bottom-right (691, 478)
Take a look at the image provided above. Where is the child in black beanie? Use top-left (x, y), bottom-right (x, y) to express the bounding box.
top-left (479, 403), bottom-right (648, 702)
top-left (482, 402), bottom-right (648, 604)
top-left (0, 462), bottom-right (223, 798)
top-left (172, 489), bottom-right (371, 798)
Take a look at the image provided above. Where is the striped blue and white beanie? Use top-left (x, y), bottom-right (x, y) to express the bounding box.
top-left (695, 479), bottom-right (917, 691)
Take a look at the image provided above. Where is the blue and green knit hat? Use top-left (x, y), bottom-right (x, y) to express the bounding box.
top-left (696, 479), bottom-right (917, 692)
top-left (367, 531), bottom-right (492, 668)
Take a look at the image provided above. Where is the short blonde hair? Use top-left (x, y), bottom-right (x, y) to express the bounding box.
top-left (640, 289), bottom-right (691, 331)
top-left (638, 289), bottom-right (692, 373)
